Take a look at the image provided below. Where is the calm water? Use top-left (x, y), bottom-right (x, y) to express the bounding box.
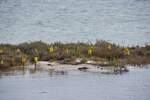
top-left (0, 0), bottom-right (150, 46)
top-left (0, 66), bottom-right (150, 100)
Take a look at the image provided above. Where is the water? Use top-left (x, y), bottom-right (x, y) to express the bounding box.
top-left (0, 0), bottom-right (150, 46)
top-left (0, 66), bottom-right (150, 100)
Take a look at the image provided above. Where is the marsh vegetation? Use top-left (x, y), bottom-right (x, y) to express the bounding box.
top-left (0, 40), bottom-right (150, 69)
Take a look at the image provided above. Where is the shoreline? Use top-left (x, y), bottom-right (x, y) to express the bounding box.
top-left (0, 40), bottom-right (150, 69)
top-left (0, 61), bottom-right (138, 74)
top-left (0, 60), bottom-right (149, 75)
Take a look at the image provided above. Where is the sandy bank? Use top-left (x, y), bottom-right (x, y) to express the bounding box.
top-left (24, 61), bottom-right (128, 74)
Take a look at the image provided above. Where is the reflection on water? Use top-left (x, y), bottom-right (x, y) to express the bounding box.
top-left (0, 65), bottom-right (150, 100)
top-left (0, 67), bottom-right (69, 77)
top-left (1, 64), bottom-right (149, 77)
top-left (0, 67), bottom-right (26, 77)
top-left (0, 65), bottom-right (129, 77)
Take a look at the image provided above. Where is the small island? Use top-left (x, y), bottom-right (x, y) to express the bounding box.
top-left (0, 40), bottom-right (150, 74)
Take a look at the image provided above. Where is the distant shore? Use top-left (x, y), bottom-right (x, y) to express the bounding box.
top-left (0, 40), bottom-right (150, 70)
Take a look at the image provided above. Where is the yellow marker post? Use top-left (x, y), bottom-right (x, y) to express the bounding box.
top-left (34, 57), bottom-right (38, 63)
top-left (34, 57), bottom-right (38, 67)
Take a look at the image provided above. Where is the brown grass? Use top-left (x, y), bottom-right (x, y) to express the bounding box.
top-left (0, 40), bottom-right (150, 68)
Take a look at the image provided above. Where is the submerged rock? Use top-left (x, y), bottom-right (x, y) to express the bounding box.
top-left (78, 67), bottom-right (88, 71)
